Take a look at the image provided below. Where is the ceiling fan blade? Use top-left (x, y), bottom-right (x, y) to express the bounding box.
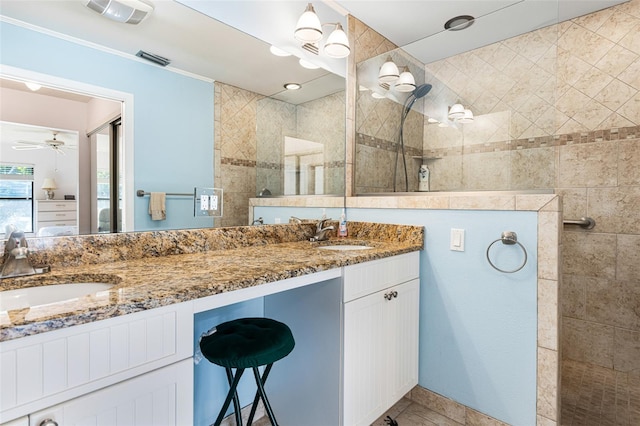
top-left (16, 140), bottom-right (46, 146)
top-left (12, 145), bottom-right (42, 150)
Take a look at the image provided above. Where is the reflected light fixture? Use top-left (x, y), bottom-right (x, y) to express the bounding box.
top-left (378, 56), bottom-right (400, 84)
top-left (299, 58), bottom-right (320, 69)
top-left (394, 66), bottom-right (416, 92)
top-left (448, 103), bottom-right (465, 119)
top-left (284, 83), bottom-right (302, 90)
top-left (294, 3), bottom-right (350, 58)
top-left (84, 0), bottom-right (154, 24)
top-left (270, 46), bottom-right (291, 57)
top-left (24, 82), bottom-right (41, 91)
top-left (458, 109), bottom-right (475, 123)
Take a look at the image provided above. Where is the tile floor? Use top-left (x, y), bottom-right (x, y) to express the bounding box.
top-left (560, 360), bottom-right (640, 426)
top-left (255, 359), bottom-right (640, 425)
top-left (371, 360), bottom-right (640, 426)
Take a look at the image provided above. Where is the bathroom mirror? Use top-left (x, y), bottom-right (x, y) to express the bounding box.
top-left (0, 1), bottom-right (347, 235)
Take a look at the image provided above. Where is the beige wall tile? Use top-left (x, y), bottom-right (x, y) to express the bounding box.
top-left (586, 277), bottom-right (640, 330)
top-left (613, 328), bottom-right (640, 371)
top-left (617, 234), bottom-right (640, 282)
top-left (587, 186), bottom-right (640, 233)
top-left (563, 317), bottom-right (614, 367)
top-left (618, 139), bottom-right (640, 185)
top-left (539, 211), bottom-right (562, 281)
top-left (558, 141), bottom-right (618, 187)
top-left (537, 347), bottom-right (560, 421)
top-left (539, 278), bottom-right (560, 350)
top-left (510, 147), bottom-right (557, 190)
top-left (561, 274), bottom-right (588, 319)
top-left (536, 415), bottom-right (557, 426)
top-left (562, 232), bottom-right (617, 279)
top-left (556, 188), bottom-right (587, 221)
top-left (410, 386), bottom-right (466, 424)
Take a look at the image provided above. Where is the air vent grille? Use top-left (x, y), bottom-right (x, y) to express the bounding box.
top-left (302, 43), bottom-right (319, 56)
top-left (136, 50), bottom-right (171, 67)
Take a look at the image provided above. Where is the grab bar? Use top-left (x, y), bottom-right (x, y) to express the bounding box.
top-left (136, 190), bottom-right (193, 197)
top-left (563, 217), bottom-right (595, 230)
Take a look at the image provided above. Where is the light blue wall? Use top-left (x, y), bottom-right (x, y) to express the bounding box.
top-left (1, 22), bottom-right (215, 231)
top-left (254, 205), bottom-right (538, 425)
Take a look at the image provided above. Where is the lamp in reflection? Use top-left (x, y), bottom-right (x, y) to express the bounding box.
top-left (294, 3), bottom-right (350, 58)
top-left (448, 103), bottom-right (474, 123)
top-left (41, 178), bottom-right (57, 200)
top-left (394, 67), bottom-right (416, 92)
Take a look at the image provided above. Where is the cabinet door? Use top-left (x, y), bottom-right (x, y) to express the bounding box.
top-left (343, 279), bottom-right (420, 426)
top-left (29, 359), bottom-right (193, 426)
top-left (343, 286), bottom-right (388, 426)
top-left (386, 279), bottom-right (420, 404)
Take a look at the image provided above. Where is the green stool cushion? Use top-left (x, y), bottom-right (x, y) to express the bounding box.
top-left (200, 317), bottom-right (295, 369)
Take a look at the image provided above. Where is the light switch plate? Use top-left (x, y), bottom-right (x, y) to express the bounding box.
top-left (450, 228), bottom-right (465, 251)
top-left (194, 187), bottom-right (223, 217)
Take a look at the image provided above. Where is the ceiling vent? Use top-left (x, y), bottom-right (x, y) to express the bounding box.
top-left (136, 50), bottom-right (170, 67)
top-left (84, 0), bottom-right (154, 25)
top-left (301, 43), bottom-right (319, 56)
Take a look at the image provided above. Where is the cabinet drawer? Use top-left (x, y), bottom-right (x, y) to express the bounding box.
top-left (37, 211), bottom-right (76, 221)
top-left (343, 251), bottom-right (419, 302)
top-left (37, 202), bottom-right (76, 212)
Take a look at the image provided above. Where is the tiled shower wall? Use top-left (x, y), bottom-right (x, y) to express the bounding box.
top-left (418, 0), bottom-right (640, 371)
top-left (215, 82), bottom-right (346, 226)
top-left (214, 82), bottom-right (260, 227)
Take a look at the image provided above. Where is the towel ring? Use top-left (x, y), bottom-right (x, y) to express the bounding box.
top-left (486, 231), bottom-right (528, 273)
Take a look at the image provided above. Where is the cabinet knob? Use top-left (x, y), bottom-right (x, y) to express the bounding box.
top-left (39, 419), bottom-right (59, 426)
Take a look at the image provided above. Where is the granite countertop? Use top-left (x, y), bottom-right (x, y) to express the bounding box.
top-left (0, 222), bottom-right (423, 342)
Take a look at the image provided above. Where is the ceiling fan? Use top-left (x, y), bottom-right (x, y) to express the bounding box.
top-left (12, 132), bottom-right (76, 155)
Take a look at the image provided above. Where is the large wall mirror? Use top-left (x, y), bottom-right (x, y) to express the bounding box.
top-left (0, 0), bottom-right (347, 235)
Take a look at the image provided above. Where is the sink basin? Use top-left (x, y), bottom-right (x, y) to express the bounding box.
top-left (0, 283), bottom-right (114, 311)
top-left (317, 245), bottom-right (373, 251)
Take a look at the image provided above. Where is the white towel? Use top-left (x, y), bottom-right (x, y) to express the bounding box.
top-left (148, 192), bottom-right (166, 221)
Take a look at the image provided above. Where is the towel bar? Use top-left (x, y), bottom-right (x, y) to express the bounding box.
top-left (563, 217), bottom-right (595, 229)
top-left (136, 190), bottom-right (193, 197)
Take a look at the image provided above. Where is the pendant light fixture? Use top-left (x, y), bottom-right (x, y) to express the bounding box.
top-left (394, 67), bottom-right (416, 92)
top-left (378, 56), bottom-right (400, 84)
top-left (84, 0), bottom-right (154, 24)
top-left (294, 3), bottom-right (323, 43)
top-left (324, 23), bottom-right (350, 58)
top-left (293, 3), bottom-right (350, 59)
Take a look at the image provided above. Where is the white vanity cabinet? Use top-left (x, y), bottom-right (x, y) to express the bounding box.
top-left (343, 252), bottom-right (420, 426)
top-left (28, 359), bottom-right (192, 426)
top-left (0, 303), bottom-right (193, 425)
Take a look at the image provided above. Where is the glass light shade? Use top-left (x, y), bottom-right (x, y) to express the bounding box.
top-left (324, 23), bottom-right (350, 58)
top-left (458, 109), bottom-right (474, 123)
top-left (394, 67), bottom-right (416, 92)
top-left (294, 3), bottom-right (323, 43)
top-left (41, 178), bottom-right (57, 190)
top-left (448, 103), bottom-right (465, 119)
top-left (378, 57), bottom-right (399, 84)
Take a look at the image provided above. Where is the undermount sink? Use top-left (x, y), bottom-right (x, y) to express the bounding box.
top-left (317, 245), bottom-right (373, 251)
top-left (0, 283), bottom-right (114, 311)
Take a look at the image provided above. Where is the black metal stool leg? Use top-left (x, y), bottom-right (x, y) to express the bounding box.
top-left (226, 367), bottom-right (243, 426)
top-left (248, 364), bottom-right (278, 426)
top-left (247, 364), bottom-right (273, 425)
top-left (214, 367), bottom-right (245, 426)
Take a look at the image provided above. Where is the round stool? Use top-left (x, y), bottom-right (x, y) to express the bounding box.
top-left (200, 317), bottom-right (295, 426)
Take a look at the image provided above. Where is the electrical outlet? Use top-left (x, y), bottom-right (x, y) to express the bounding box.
top-left (194, 187), bottom-right (223, 217)
top-left (450, 228), bottom-right (465, 251)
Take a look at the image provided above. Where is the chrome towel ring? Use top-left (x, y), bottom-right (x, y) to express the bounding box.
top-left (486, 231), bottom-right (528, 273)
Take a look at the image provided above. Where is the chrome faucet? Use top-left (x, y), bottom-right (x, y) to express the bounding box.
top-left (1, 230), bottom-right (37, 279)
top-left (310, 219), bottom-right (334, 242)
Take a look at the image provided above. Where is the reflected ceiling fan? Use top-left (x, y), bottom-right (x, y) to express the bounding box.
top-left (12, 132), bottom-right (76, 155)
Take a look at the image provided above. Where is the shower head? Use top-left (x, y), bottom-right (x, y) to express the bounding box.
top-left (413, 84), bottom-right (432, 99)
